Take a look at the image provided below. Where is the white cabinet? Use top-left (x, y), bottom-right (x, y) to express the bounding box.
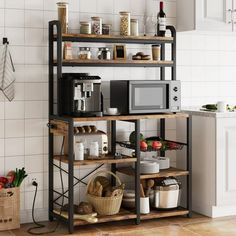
top-left (177, 111), bottom-right (236, 217)
top-left (177, 0), bottom-right (236, 32)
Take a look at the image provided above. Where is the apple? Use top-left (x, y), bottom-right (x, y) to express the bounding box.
top-left (152, 141), bottom-right (162, 150)
top-left (140, 141), bottom-right (148, 151)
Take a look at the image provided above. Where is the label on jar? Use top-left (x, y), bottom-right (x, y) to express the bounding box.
top-left (158, 17), bottom-right (166, 31)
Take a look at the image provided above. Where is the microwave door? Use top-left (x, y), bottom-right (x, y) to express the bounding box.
top-left (130, 84), bottom-right (167, 113)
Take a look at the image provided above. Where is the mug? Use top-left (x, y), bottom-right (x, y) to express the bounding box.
top-left (217, 101), bottom-right (226, 112)
top-left (140, 197), bottom-right (150, 214)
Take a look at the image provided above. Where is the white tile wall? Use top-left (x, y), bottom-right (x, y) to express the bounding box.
top-left (1, 0), bottom-right (236, 223)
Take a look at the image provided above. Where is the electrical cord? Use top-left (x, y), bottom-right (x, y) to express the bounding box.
top-left (27, 137), bottom-right (65, 235)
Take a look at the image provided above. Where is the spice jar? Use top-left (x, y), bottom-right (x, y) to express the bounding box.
top-left (102, 24), bottom-right (111, 35)
top-left (57, 2), bottom-right (68, 34)
top-left (119, 11), bottom-right (130, 36)
top-left (131, 19), bottom-right (139, 36)
top-left (91, 17), bottom-right (102, 35)
top-left (78, 47), bottom-right (91, 60)
top-left (80, 21), bottom-right (91, 34)
top-left (97, 47), bottom-right (111, 60)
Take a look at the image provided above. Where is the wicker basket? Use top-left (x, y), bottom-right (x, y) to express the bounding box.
top-left (86, 171), bottom-right (123, 216)
top-left (0, 187), bottom-right (20, 231)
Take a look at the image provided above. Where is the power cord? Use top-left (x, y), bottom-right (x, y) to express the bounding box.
top-left (27, 137), bottom-right (65, 235)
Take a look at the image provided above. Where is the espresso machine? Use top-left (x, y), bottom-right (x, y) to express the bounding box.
top-left (58, 73), bottom-right (103, 117)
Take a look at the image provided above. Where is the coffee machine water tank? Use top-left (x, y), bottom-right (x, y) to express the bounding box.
top-left (58, 73), bottom-right (103, 117)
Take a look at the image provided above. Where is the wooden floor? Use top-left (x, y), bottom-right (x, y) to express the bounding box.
top-left (2, 213), bottom-right (236, 236)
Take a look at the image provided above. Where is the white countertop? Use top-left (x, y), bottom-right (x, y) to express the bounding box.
top-left (182, 108), bottom-right (236, 118)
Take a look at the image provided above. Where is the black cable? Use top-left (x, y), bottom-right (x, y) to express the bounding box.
top-left (27, 137), bottom-right (65, 235)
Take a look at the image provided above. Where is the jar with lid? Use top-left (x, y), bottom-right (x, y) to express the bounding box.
top-left (102, 24), bottom-right (111, 35)
top-left (89, 141), bottom-right (99, 158)
top-left (91, 17), bottom-right (102, 35)
top-left (78, 47), bottom-right (91, 60)
top-left (75, 142), bottom-right (84, 161)
top-left (57, 2), bottom-right (68, 34)
top-left (131, 19), bottom-right (139, 36)
top-left (119, 11), bottom-right (130, 36)
top-left (97, 47), bottom-right (111, 60)
top-left (80, 21), bottom-right (91, 34)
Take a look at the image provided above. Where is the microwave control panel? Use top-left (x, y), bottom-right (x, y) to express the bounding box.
top-left (169, 81), bottom-right (181, 112)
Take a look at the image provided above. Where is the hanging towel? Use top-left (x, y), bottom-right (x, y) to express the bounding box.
top-left (0, 43), bottom-right (15, 101)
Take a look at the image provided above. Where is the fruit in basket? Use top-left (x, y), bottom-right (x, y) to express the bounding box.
top-left (140, 141), bottom-right (148, 151)
top-left (6, 171), bottom-right (15, 184)
top-left (152, 141), bottom-right (162, 150)
top-left (129, 131), bottom-right (145, 144)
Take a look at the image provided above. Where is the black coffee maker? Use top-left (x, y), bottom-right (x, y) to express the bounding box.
top-left (58, 73), bottom-right (103, 117)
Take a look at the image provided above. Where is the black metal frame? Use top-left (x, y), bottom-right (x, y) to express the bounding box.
top-left (48, 20), bottom-right (191, 234)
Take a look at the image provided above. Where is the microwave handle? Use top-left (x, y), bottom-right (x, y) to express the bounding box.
top-left (101, 92), bottom-right (104, 113)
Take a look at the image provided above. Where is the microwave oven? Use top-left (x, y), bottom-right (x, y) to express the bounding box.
top-left (110, 80), bottom-right (181, 114)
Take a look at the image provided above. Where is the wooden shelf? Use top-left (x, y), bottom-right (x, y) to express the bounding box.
top-left (54, 155), bottom-right (137, 166)
top-left (50, 113), bottom-right (189, 123)
top-left (54, 59), bottom-right (174, 67)
top-left (140, 207), bottom-right (189, 220)
top-left (55, 33), bottom-right (174, 44)
top-left (117, 167), bottom-right (189, 179)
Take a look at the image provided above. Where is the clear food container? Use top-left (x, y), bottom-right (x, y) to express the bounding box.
top-left (78, 47), bottom-right (91, 60)
top-left (102, 24), bottom-right (112, 35)
top-left (57, 2), bottom-right (68, 34)
top-left (131, 19), bottom-right (139, 36)
top-left (91, 16), bottom-right (102, 35)
top-left (97, 47), bottom-right (111, 60)
top-left (80, 21), bottom-right (91, 34)
top-left (119, 11), bottom-right (130, 36)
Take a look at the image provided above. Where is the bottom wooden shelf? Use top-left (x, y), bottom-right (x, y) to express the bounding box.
top-left (53, 207), bottom-right (189, 226)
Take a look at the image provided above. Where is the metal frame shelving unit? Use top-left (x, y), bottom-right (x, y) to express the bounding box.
top-left (48, 20), bottom-right (191, 234)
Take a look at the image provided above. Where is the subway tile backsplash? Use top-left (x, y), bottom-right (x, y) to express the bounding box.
top-left (0, 0), bottom-right (236, 223)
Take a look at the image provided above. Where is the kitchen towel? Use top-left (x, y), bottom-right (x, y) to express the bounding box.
top-left (0, 43), bottom-right (15, 101)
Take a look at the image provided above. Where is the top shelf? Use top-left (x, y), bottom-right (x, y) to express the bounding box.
top-left (54, 33), bottom-right (174, 44)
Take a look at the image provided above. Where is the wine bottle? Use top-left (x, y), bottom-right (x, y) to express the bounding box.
top-left (157, 1), bottom-right (166, 37)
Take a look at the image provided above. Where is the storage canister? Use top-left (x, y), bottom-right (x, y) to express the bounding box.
top-left (74, 142), bottom-right (84, 161)
top-left (89, 141), bottom-right (99, 157)
top-left (97, 47), bottom-right (111, 60)
top-left (131, 19), bottom-right (139, 36)
top-left (91, 17), bottom-right (102, 35)
top-left (57, 2), bottom-right (68, 34)
top-left (102, 24), bottom-right (112, 35)
top-left (80, 21), bottom-right (91, 34)
top-left (78, 47), bottom-right (91, 60)
top-left (119, 12), bottom-right (130, 36)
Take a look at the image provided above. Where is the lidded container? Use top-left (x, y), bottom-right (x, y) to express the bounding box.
top-left (78, 47), bottom-right (91, 60)
top-left (91, 16), bottom-right (102, 35)
top-left (97, 47), bottom-right (111, 60)
top-left (131, 19), bottom-right (139, 36)
top-left (89, 141), bottom-right (99, 157)
top-left (74, 142), bottom-right (84, 161)
top-left (80, 21), bottom-right (91, 34)
top-left (102, 24), bottom-right (112, 35)
top-left (119, 11), bottom-right (130, 36)
top-left (57, 2), bottom-right (68, 34)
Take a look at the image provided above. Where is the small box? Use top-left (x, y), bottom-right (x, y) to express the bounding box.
top-left (0, 187), bottom-right (20, 231)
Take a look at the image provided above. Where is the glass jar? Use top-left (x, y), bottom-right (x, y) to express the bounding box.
top-left (78, 47), bottom-right (91, 60)
top-left (57, 2), bottom-right (68, 34)
top-left (119, 11), bottom-right (130, 36)
top-left (74, 142), bottom-right (84, 161)
top-left (97, 47), bottom-right (111, 60)
top-left (102, 24), bottom-right (111, 35)
top-left (91, 16), bottom-right (102, 35)
top-left (131, 19), bottom-right (139, 36)
top-left (80, 21), bottom-right (91, 34)
top-left (89, 141), bottom-right (99, 157)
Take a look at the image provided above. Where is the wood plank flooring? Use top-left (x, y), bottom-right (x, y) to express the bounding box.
top-left (2, 213), bottom-right (236, 235)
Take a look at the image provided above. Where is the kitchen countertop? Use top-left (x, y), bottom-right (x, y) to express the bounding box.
top-left (182, 108), bottom-right (236, 118)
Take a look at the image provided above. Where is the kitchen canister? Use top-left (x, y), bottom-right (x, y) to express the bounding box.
top-left (97, 47), bottom-right (111, 60)
top-left (74, 142), bottom-right (84, 161)
top-left (91, 17), bottom-right (102, 35)
top-left (57, 2), bottom-right (68, 34)
top-left (89, 141), bottom-right (99, 158)
top-left (119, 12), bottom-right (130, 36)
top-left (131, 19), bottom-right (139, 36)
top-left (80, 21), bottom-right (91, 34)
top-left (140, 197), bottom-right (150, 214)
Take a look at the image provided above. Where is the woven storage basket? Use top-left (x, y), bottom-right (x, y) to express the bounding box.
top-left (0, 187), bottom-right (20, 231)
top-left (86, 171), bottom-right (123, 216)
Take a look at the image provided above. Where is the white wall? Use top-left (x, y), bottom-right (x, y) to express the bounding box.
top-left (0, 0), bottom-right (235, 223)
